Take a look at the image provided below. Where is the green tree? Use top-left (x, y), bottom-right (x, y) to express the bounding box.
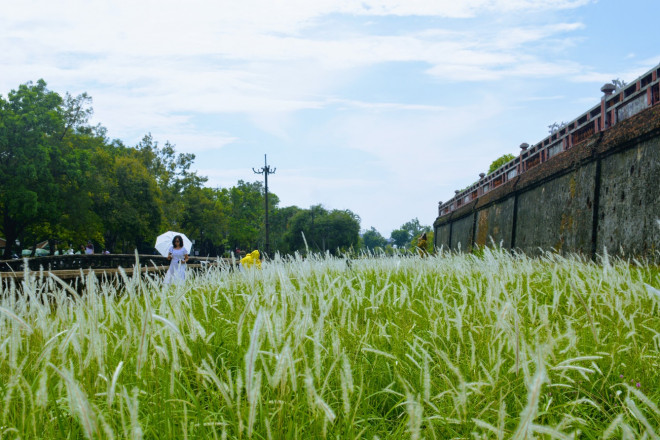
top-left (487, 153), bottom-right (516, 174)
top-left (226, 180), bottom-right (266, 251)
top-left (269, 205), bottom-right (302, 254)
top-left (59, 92), bottom-right (94, 141)
top-left (180, 186), bottom-right (229, 256)
top-left (2, 80), bottom-right (375, 259)
top-left (0, 80), bottom-right (65, 258)
top-left (320, 209), bottom-right (360, 253)
top-left (44, 94), bottom-right (102, 252)
top-left (390, 218), bottom-right (430, 250)
top-left (284, 205), bottom-right (360, 255)
top-left (362, 227), bottom-right (387, 251)
top-left (96, 154), bottom-right (163, 253)
top-left (135, 134), bottom-right (207, 229)
top-left (390, 229), bottom-right (410, 249)
top-left (284, 204), bottom-right (326, 252)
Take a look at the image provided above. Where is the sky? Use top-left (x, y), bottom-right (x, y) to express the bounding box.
top-left (1, 0), bottom-right (658, 236)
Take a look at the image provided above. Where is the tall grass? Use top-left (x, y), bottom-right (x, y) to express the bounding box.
top-left (0, 248), bottom-right (658, 439)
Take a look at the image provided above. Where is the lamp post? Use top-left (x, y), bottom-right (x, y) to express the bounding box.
top-left (253, 154), bottom-right (276, 257)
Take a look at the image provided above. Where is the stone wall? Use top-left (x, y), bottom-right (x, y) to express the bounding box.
top-left (474, 196), bottom-right (515, 249)
top-left (435, 222), bottom-right (451, 249)
top-left (596, 137), bottom-right (660, 256)
top-left (450, 213), bottom-right (475, 252)
top-left (433, 103), bottom-right (660, 261)
top-left (515, 162), bottom-right (597, 255)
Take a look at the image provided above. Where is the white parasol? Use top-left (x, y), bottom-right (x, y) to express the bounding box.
top-left (155, 231), bottom-right (193, 257)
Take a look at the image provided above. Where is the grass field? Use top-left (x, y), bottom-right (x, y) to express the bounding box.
top-left (0, 249), bottom-right (658, 439)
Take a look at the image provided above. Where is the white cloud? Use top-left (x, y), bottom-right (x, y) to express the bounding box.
top-left (328, 98), bottom-right (447, 112)
top-left (571, 62), bottom-right (660, 86)
top-left (0, 0), bottom-right (591, 123)
top-left (5, 0), bottom-right (654, 235)
top-left (150, 132), bottom-right (238, 154)
top-left (325, 94), bottom-right (506, 178)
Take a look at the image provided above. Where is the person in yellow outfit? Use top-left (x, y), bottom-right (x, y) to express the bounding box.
top-left (240, 250), bottom-right (262, 269)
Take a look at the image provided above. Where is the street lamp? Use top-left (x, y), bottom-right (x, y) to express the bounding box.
top-left (253, 154), bottom-right (276, 257)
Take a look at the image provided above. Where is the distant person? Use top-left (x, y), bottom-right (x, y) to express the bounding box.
top-left (240, 250), bottom-right (261, 269)
top-left (103, 249), bottom-right (110, 254)
top-left (85, 242), bottom-right (94, 254)
top-left (417, 233), bottom-right (428, 257)
top-left (164, 235), bottom-right (189, 285)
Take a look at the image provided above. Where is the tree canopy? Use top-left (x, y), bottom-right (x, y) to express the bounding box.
top-left (389, 218), bottom-right (431, 250)
top-left (0, 80), bottom-right (366, 258)
top-left (283, 205), bottom-right (360, 255)
top-left (362, 227), bottom-right (388, 251)
top-left (487, 153), bottom-right (516, 174)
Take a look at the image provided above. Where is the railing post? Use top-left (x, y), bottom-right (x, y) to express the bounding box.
top-left (519, 143), bottom-right (529, 174)
top-left (600, 83), bottom-right (616, 131)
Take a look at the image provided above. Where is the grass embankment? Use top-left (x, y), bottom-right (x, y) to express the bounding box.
top-left (0, 249), bottom-right (658, 439)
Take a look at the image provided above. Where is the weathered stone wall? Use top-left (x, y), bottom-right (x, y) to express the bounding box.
top-left (435, 223), bottom-right (451, 249)
top-left (433, 103), bottom-right (660, 260)
top-left (597, 136), bottom-right (660, 258)
top-left (450, 214), bottom-right (475, 252)
top-left (474, 196), bottom-right (515, 249)
top-left (515, 162), bottom-right (596, 255)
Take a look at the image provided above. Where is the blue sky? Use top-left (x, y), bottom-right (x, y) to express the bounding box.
top-left (1, 0), bottom-right (658, 235)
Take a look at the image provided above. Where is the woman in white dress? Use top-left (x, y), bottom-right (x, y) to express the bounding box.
top-left (164, 235), bottom-right (189, 285)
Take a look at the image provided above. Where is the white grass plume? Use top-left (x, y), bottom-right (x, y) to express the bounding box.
top-left (245, 311), bottom-right (264, 393)
top-left (511, 354), bottom-right (548, 440)
top-left (108, 361), bottom-right (124, 407)
top-left (49, 363), bottom-right (99, 439)
top-left (0, 306), bottom-right (33, 334)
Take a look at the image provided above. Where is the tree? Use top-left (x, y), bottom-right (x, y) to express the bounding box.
top-left (135, 134), bottom-right (207, 229)
top-left (390, 229), bottom-right (410, 249)
top-left (226, 180), bottom-right (266, 251)
top-left (488, 154), bottom-right (516, 174)
top-left (320, 209), bottom-right (360, 253)
top-left (284, 205), bottom-right (360, 254)
top-left (390, 218), bottom-right (430, 250)
top-left (94, 153), bottom-right (163, 253)
top-left (180, 186), bottom-right (229, 256)
top-left (362, 227), bottom-right (387, 251)
top-left (44, 94), bottom-right (101, 253)
top-left (0, 80), bottom-right (65, 258)
top-left (269, 205), bottom-right (302, 254)
top-left (59, 92), bottom-right (94, 141)
top-left (547, 122), bottom-right (568, 135)
top-left (1, 80), bottom-right (369, 259)
top-left (612, 78), bottom-right (626, 91)
top-left (285, 204), bottom-right (327, 252)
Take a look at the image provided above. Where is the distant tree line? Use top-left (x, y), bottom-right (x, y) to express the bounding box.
top-left (0, 80), bottom-right (365, 258)
top-left (0, 80), bottom-right (440, 259)
top-left (362, 217), bottom-right (433, 254)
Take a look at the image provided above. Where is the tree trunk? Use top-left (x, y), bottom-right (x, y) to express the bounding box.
top-left (2, 233), bottom-right (15, 259)
top-left (104, 232), bottom-right (117, 254)
top-left (2, 217), bottom-right (18, 259)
